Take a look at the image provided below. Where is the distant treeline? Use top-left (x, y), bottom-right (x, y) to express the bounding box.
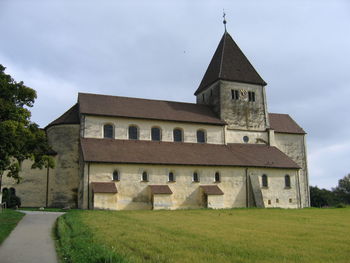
top-left (310, 174), bottom-right (350, 207)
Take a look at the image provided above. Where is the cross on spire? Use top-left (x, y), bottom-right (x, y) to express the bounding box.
top-left (223, 10), bottom-right (227, 32)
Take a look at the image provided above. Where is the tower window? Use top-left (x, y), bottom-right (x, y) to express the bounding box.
top-left (248, 91), bottom-right (255, 102)
top-left (173, 128), bottom-right (183, 142)
top-left (262, 174), bottom-right (268, 187)
top-left (193, 172), bottom-right (199, 182)
top-left (202, 93), bottom-right (205, 102)
top-left (197, 130), bottom-right (206, 143)
top-left (142, 171), bottom-right (148, 182)
top-left (103, 124), bottom-right (114, 139)
top-left (231, 90), bottom-right (239, 100)
top-left (285, 175), bottom-right (291, 188)
top-left (168, 172), bottom-right (175, 182)
top-left (112, 170), bottom-right (120, 181)
top-left (151, 127), bottom-right (161, 141)
top-left (128, 125), bottom-right (138, 140)
top-left (214, 172), bottom-right (220, 182)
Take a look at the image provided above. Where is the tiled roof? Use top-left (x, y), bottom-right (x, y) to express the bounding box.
top-left (195, 32), bottom-right (266, 95)
top-left (269, 113), bottom-right (306, 134)
top-left (91, 182), bottom-right (118, 193)
top-left (78, 93), bottom-right (225, 125)
top-left (200, 185), bottom-right (224, 195)
top-left (46, 103), bottom-right (80, 129)
top-left (81, 138), bottom-right (300, 169)
top-left (149, 185), bottom-right (172, 194)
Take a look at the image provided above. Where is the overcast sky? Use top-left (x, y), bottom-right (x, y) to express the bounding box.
top-left (1, 0), bottom-right (349, 189)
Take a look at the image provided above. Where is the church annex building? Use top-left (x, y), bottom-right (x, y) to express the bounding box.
top-left (2, 31), bottom-right (310, 210)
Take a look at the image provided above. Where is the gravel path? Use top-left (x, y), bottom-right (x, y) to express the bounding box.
top-left (0, 211), bottom-right (64, 263)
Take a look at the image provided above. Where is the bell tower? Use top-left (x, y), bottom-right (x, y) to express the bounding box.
top-left (195, 31), bottom-right (270, 131)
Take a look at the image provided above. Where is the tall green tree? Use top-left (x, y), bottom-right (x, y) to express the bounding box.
top-left (0, 64), bottom-right (54, 192)
top-left (333, 174), bottom-right (350, 204)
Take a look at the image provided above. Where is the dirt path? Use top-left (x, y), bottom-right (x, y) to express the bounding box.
top-left (0, 211), bottom-right (64, 263)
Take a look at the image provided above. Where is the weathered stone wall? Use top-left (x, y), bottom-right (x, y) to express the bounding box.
top-left (1, 160), bottom-right (47, 207)
top-left (274, 133), bottom-right (310, 207)
top-left (46, 124), bottom-right (80, 208)
top-left (82, 163), bottom-right (299, 210)
top-left (83, 116), bottom-right (224, 144)
top-left (219, 81), bottom-right (269, 130)
top-left (225, 129), bottom-right (268, 144)
top-left (153, 194), bottom-right (172, 210)
top-left (93, 193), bottom-right (117, 210)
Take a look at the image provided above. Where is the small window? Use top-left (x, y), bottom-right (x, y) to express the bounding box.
top-left (276, 198), bottom-right (279, 203)
top-left (168, 172), bottom-right (175, 182)
top-left (289, 198), bottom-right (293, 203)
top-left (173, 128), bottom-right (183, 142)
top-left (248, 91), bottom-right (255, 102)
top-left (151, 127), bottom-right (161, 141)
top-left (193, 172), bottom-right (199, 182)
top-left (142, 171), bottom-right (148, 182)
top-left (231, 90), bottom-right (239, 100)
top-left (128, 125), bottom-right (138, 140)
top-left (202, 93), bottom-right (205, 102)
top-left (112, 170), bottom-right (120, 181)
top-left (103, 124), bottom-right (114, 139)
top-left (197, 130), bottom-right (206, 143)
top-left (268, 200), bottom-right (271, 205)
top-left (210, 89), bottom-right (213, 97)
top-left (285, 175), bottom-right (291, 188)
top-left (214, 172), bottom-right (220, 182)
top-left (243, 136), bottom-right (249, 143)
top-left (262, 174), bottom-right (268, 187)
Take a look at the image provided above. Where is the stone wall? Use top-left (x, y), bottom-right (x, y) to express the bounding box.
top-left (274, 133), bottom-right (310, 207)
top-left (82, 163), bottom-right (299, 210)
top-left (46, 124), bottom-right (80, 208)
top-left (83, 116), bottom-right (225, 144)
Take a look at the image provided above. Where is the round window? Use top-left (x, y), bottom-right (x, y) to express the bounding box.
top-left (243, 136), bottom-right (249, 143)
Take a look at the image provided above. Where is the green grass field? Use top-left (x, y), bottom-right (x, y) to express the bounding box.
top-left (56, 208), bottom-right (350, 263)
top-left (0, 209), bottom-right (24, 244)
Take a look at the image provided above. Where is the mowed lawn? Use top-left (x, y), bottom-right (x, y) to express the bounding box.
top-left (56, 208), bottom-right (350, 263)
top-left (0, 209), bottom-right (24, 244)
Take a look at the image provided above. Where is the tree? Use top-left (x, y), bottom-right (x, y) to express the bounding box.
top-left (0, 64), bottom-right (54, 194)
top-left (310, 186), bottom-right (338, 207)
top-left (333, 174), bottom-right (350, 204)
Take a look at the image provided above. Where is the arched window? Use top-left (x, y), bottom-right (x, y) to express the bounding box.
top-left (151, 127), bottom-right (161, 141)
top-left (112, 170), bottom-right (120, 181)
top-left (262, 174), bottom-right (268, 187)
top-left (168, 172), bottom-right (175, 182)
top-left (173, 128), bottom-right (183, 142)
top-left (214, 172), bottom-right (220, 182)
top-left (142, 171), bottom-right (148, 182)
top-left (193, 172), bottom-right (199, 182)
top-left (103, 124), bottom-right (114, 139)
top-left (128, 125), bottom-right (138, 140)
top-left (196, 130), bottom-right (206, 143)
top-left (285, 175), bottom-right (291, 188)
top-left (9, 187), bottom-right (16, 196)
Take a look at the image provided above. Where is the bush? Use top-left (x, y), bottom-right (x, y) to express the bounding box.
top-left (1, 188), bottom-right (21, 209)
top-left (335, 203), bottom-right (346, 208)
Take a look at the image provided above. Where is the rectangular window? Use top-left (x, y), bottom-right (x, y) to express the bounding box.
top-left (231, 90), bottom-right (239, 100)
top-left (276, 199), bottom-right (279, 203)
top-left (268, 200), bottom-right (271, 205)
top-left (248, 91), bottom-right (255, 102)
top-left (289, 198), bottom-right (293, 203)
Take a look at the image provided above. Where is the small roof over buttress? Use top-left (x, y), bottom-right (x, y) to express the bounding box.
top-left (200, 185), bottom-right (224, 195)
top-left (149, 185), bottom-right (172, 194)
top-left (91, 182), bottom-right (118, 193)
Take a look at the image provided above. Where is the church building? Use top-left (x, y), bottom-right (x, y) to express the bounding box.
top-left (1, 30), bottom-right (310, 210)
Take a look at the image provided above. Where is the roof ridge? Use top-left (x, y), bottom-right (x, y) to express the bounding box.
top-left (218, 32), bottom-right (227, 78)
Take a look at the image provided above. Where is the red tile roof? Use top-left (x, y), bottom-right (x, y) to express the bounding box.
top-left (78, 93), bottom-right (225, 125)
top-left (81, 138), bottom-right (300, 169)
top-left (195, 32), bottom-right (266, 95)
top-left (149, 185), bottom-right (172, 194)
top-left (91, 182), bottom-right (118, 193)
top-left (200, 185), bottom-right (224, 195)
top-left (269, 113), bottom-right (306, 134)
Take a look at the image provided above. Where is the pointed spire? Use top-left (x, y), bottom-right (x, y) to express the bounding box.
top-left (194, 31), bottom-right (267, 95)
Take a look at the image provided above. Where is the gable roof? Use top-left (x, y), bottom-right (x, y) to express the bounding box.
top-left (46, 103), bottom-right (80, 129)
top-left (80, 138), bottom-right (300, 169)
top-left (269, 113), bottom-right (306, 134)
top-left (78, 93), bottom-right (225, 125)
top-left (195, 32), bottom-right (266, 95)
